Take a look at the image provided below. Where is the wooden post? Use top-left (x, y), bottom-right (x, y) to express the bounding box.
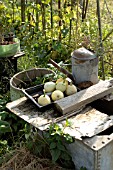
top-left (21, 0), bottom-right (25, 22)
top-left (35, 0), bottom-right (39, 31)
top-left (58, 0), bottom-right (61, 41)
top-left (96, 0), bottom-right (105, 80)
top-left (69, 0), bottom-right (73, 43)
top-left (41, 2), bottom-right (46, 37)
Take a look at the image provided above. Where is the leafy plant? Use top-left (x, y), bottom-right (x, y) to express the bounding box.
top-left (0, 120), bottom-right (11, 134)
top-left (0, 1), bottom-right (15, 44)
top-left (43, 121), bottom-right (75, 168)
top-left (23, 119), bottom-right (75, 168)
top-left (0, 96), bottom-right (11, 135)
top-left (0, 93), bottom-right (29, 159)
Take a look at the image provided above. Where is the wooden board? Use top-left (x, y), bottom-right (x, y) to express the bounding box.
top-left (6, 97), bottom-right (56, 129)
top-left (55, 79), bottom-right (113, 114)
top-left (6, 96), bottom-right (83, 130)
top-left (6, 98), bottom-right (113, 140)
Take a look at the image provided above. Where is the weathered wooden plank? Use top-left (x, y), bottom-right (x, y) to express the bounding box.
top-left (6, 97), bottom-right (56, 129)
top-left (55, 79), bottom-right (113, 114)
top-left (6, 96), bottom-right (83, 130)
top-left (6, 97), bottom-right (113, 140)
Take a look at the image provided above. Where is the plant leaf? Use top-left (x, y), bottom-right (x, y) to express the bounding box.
top-left (57, 142), bottom-right (66, 151)
top-left (50, 142), bottom-right (57, 149)
top-left (50, 148), bottom-right (61, 162)
top-left (0, 120), bottom-right (11, 133)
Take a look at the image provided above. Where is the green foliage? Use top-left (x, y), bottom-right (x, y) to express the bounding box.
top-left (0, 120), bottom-right (11, 134)
top-left (0, 93), bottom-right (29, 160)
top-left (1, 0), bottom-right (112, 79)
top-left (0, 1), bottom-right (18, 42)
top-left (43, 122), bottom-right (75, 168)
top-left (11, 0), bottom-right (112, 79)
top-left (0, 140), bottom-right (9, 156)
top-left (0, 95), bottom-right (26, 135)
top-left (0, 96), bottom-right (11, 135)
top-left (22, 121), bottom-right (75, 168)
top-left (25, 127), bottom-right (49, 158)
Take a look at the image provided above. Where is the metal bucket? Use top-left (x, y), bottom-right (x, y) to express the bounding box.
top-left (10, 68), bottom-right (55, 101)
top-left (71, 47), bottom-right (99, 85)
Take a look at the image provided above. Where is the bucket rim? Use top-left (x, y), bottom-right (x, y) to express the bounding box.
top-left (10, 68), bottom-right (55, 91)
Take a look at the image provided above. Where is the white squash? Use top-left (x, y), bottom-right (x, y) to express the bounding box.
top-left (56, 78), bottom-right (68, 92)
top-left (44, 81), bottom-right (56, 92)
top-left (56, 82), bottom-right (67, 92)
top-left (38, 94), bottom-right (51, 106)
top-left (56, 77), bottom-right (68, 85)
top-left (65, 84), bottom-right (77, 96)
top-left (51, 90), bottom-right (64, 101)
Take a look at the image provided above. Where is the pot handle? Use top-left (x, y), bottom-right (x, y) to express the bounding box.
top-left (49, 59), bottom-right (75, 83)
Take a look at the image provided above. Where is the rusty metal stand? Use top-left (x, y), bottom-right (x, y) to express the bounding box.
top-left (9, 51), bottom-right (25, 72)
top-left (0, 51), bottom-right (25, 77)
top-left (0, 51), bottom-right (25, 92)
